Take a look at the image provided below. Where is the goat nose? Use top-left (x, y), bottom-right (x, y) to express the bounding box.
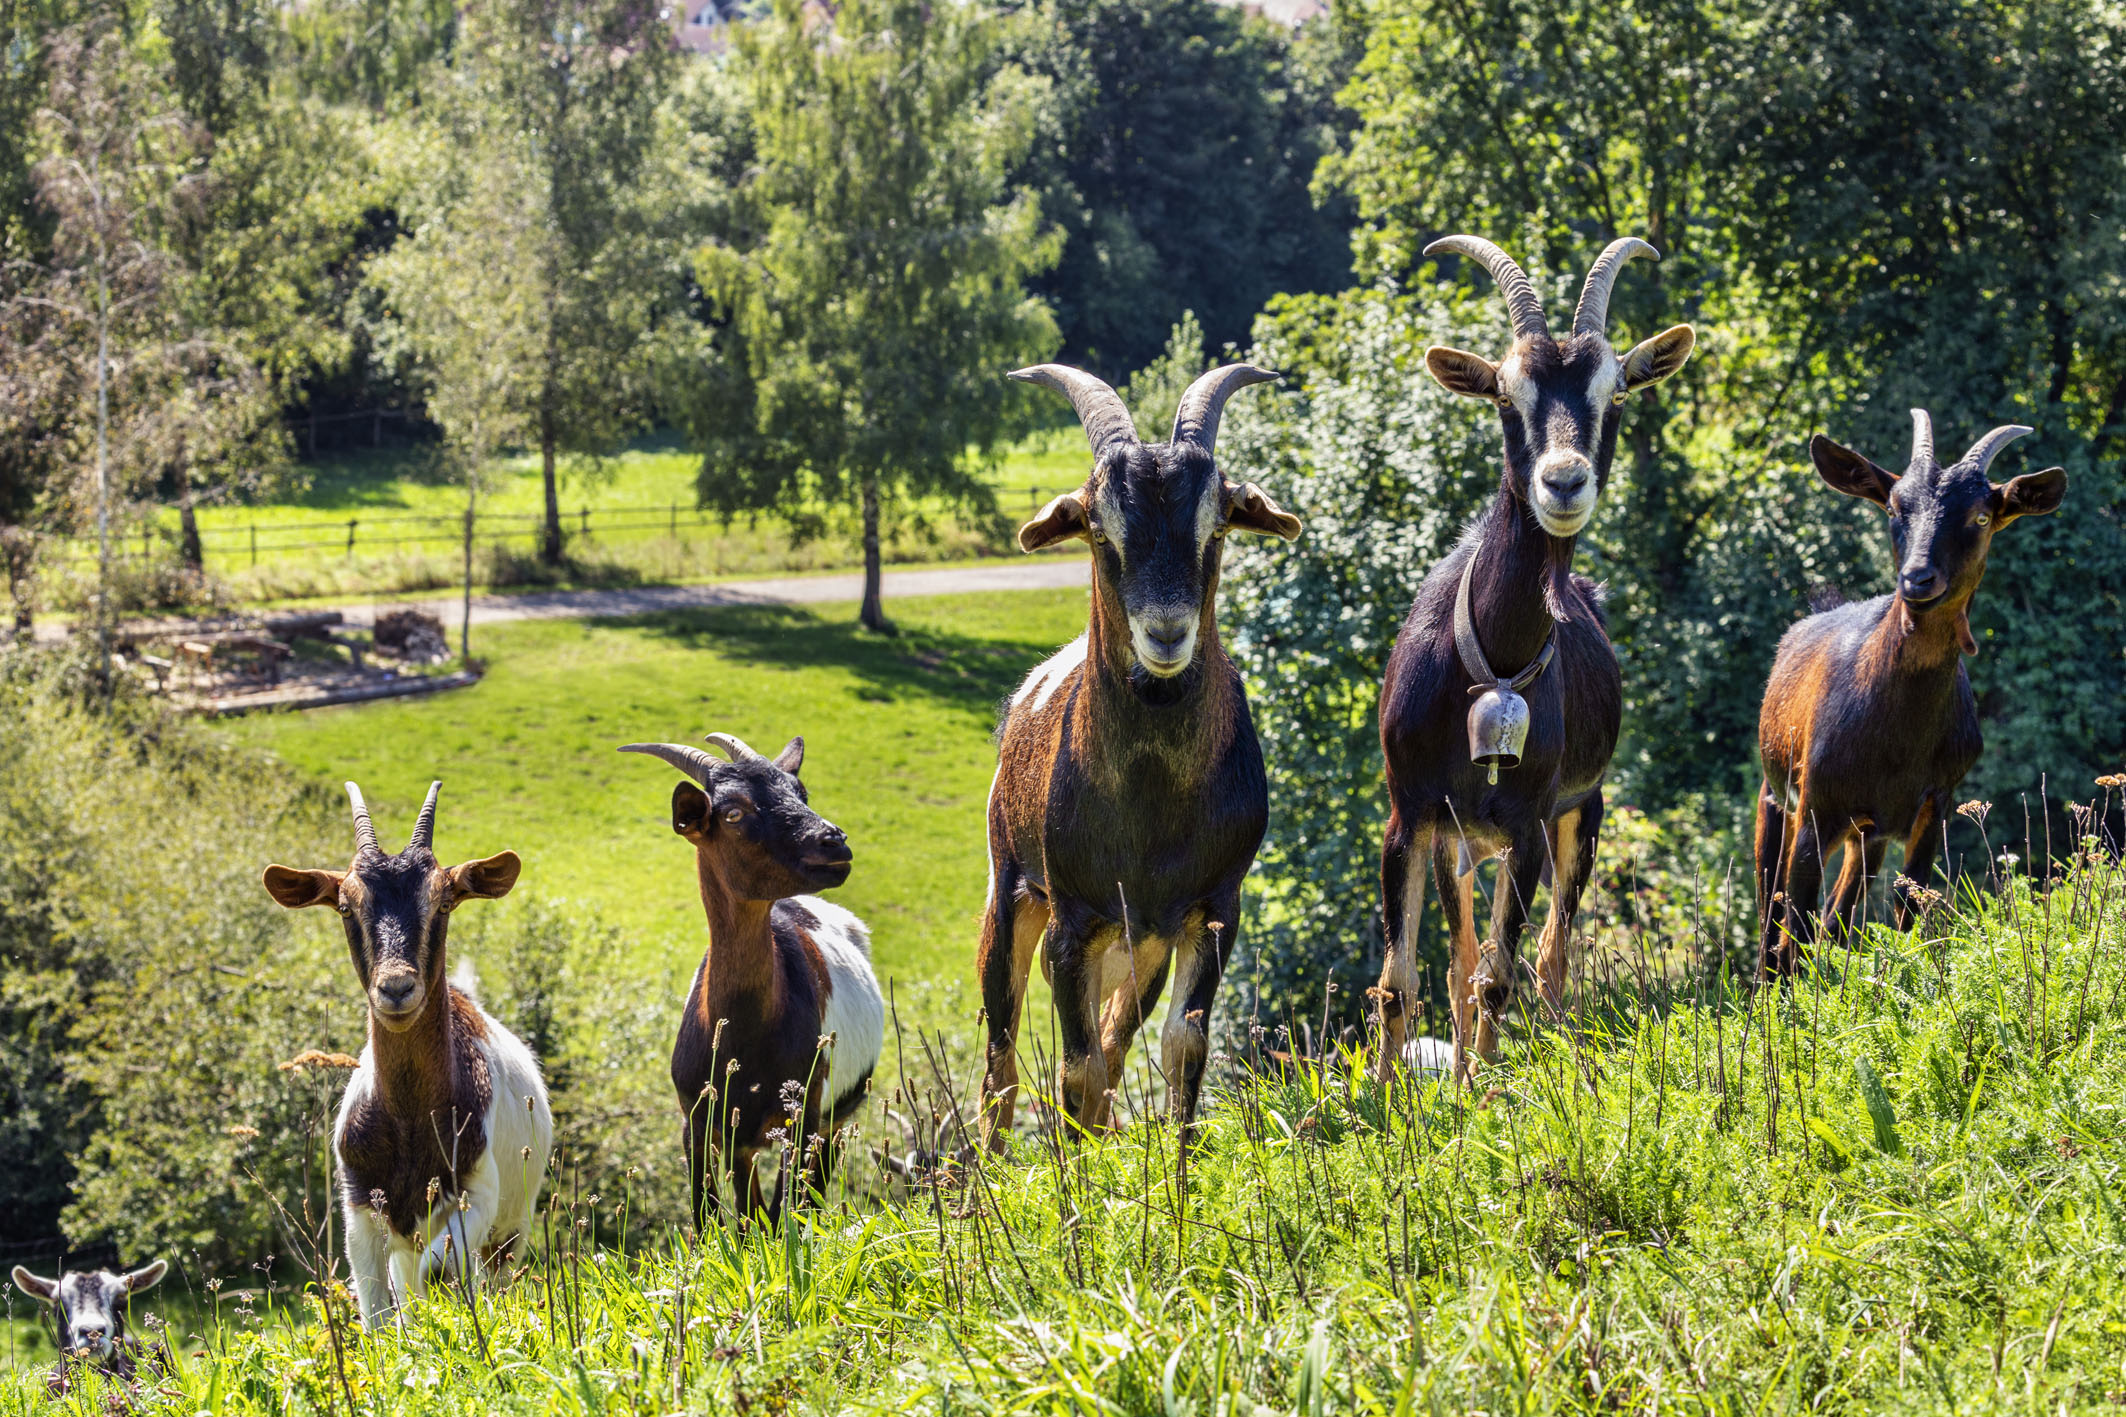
top-left (1900, 569), bottom-right (1946, 602)
top-left (1542, 468), bottom-right (1589, 499)
top-left (1145, 618), bottom-right (1190, 656)
top-left (376, 975), bottom-right (416, 1008)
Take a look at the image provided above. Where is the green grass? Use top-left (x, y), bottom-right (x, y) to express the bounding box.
top-left (10, 850), bottom-right (2126, 1414)
top-left (221, 589), bottom-right (1089, 1020)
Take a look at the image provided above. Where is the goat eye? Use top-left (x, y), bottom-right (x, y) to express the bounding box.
top-left (1611, 389), bottom-right (1629, 407)
top-left (722, 806), bottom-right (744, 825)
top-left (1974, 513), bottom-right (1990, 528)
top-left (1493, 395), bottom-right (1513, 412)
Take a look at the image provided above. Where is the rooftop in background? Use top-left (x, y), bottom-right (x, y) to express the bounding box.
top-left (671, 0), bottom-right (1327, 53)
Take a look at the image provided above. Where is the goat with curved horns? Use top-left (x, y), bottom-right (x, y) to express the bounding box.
top-left (262, 782), bottom-right (552, 1327)
top-left (1755, 412), bottom-right (2066, 973)
top-left (619, 732), bottom-right (882, 1224)
top-left (1375, 236), bottom-right (1695, 1082)
top-left (978, 361), bottom-right (1300, 1149)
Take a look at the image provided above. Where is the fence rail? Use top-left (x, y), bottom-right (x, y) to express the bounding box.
top-left (33, 486), bottom-right (1073, 569)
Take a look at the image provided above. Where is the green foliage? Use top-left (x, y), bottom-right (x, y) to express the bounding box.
top-left (1008, 0), bottom-right (1358, 376)
top-left (1119, 309), bottom-right (1208, 441)
top-left (697, 0), bottom-right (1062, 624)
top-left (26, 852), bottom-right (2126, 1412)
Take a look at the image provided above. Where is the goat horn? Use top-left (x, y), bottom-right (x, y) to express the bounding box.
top-left (1424, 235), bottom-right (1549, 343)
top-left (618, 742), bottom-right (723, 787)
top-left (1572, 237), bottom-right (1659, 337)
top-left (345, 782), bottom-right (381, 857)
top-left (703, 732), bottom-right (765, 764)
top-left (408, 780), bottom-right (442, 852)
top-left (1171, 364), bottom-right (1278, 453)
top-left (1961, 423), bottom-right (2034, 476)
top-left (1008, 364), bottom-right (1136, 458)
top-left (1910, 409), bottom-right (1935, 467)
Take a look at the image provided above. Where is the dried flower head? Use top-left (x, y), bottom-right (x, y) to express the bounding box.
top-left (1894, 875), bottom-right (1945, 918)
top-left (1957, 800), bottom-right (1992, 824)
top-left (225, 1124), bottom-right (260, 1141)
top-left (279, 1050), bottom-right (360, 1073)
top-left (2095, 773), bottom-right (2124, 790)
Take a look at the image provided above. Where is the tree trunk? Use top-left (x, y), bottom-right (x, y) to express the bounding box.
top-left (540, 413), bottom-right (563, 566)
top-left (859, 475), bottom-right (892, 634)
top-left (462, 479), bottom-right (477, 663)
top-left (177, 461), bottom-right (202, 572)
top-left (1, 528), bottom-right (32, 640)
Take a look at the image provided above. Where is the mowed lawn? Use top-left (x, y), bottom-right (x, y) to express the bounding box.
top-left (226, 589), bottom-right (1088, 1036)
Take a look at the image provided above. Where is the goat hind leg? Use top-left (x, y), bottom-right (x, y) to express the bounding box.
top-left (1474, 832), bottom-right (1546, 1060)
top-left (1433, 837), bottom-right (1481, 1079)
top-left (1373, 813), bottom-right (1432, 1083)
top-left (1535, 794), bottom-right (1602, 1018)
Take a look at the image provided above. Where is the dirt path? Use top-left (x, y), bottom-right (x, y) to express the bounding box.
top-left (34, 558), bottom-right (1089, 643)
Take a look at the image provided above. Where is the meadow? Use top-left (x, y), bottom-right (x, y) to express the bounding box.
top-left (6, 837), bottom-right (2122, 1414)
top-left (36, 433), bottom-right (1092, 610)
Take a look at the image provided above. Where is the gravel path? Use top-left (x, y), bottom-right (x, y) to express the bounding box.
top-left (34, 558), bottom-right (1089, 642)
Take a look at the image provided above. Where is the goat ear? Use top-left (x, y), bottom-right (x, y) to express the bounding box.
top-left (1019, 491), bottom-right (1090, 552)
top-left (262, 865), bottom-right (341, 910)
top-left (447, 851), bottom-right (520, 903)
top-left (1423, 346), bottom-right (1499, 400)
top-left (1809, 434), bottom-right (1898, 506)
top-left (671, 781), bottom-right (711, 837)
top-left (11, 1267), bottom-right (56, 1303)
top-left (1224, 481), bottom-right (1303, 541)
top-left (1620, 324), bottom-right (1695, 392)
top-left (1994, 465), bottom-right (2067, 525)
top-left (774, 736), bottom-right (804, 776)
top-left (122, 1261), bottom-right (167, 1294)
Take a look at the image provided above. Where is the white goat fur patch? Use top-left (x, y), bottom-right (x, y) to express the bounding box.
top-left (1013, 635), bottom-right (1087, 714)
top-left (792, 895), bottom-right (885, 1107)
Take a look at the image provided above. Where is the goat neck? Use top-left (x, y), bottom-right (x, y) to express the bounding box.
top-left (365, 939), bottom-right (463, 1120)
top-left (1464, 476), bottom-right (1576, 678)
top-left (690, 848), bottom-right (782, 1015)
top-left (1080, 561), bottom-right (1238, 766)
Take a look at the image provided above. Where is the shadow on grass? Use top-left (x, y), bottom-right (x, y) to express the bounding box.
top-left (596, 601), bottom-right (1050, 726)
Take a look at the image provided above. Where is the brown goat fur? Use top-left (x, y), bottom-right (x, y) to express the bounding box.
top-left (1755, 413), bottom-right (2065, 972)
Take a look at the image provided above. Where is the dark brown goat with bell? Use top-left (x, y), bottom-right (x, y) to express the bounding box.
top-left (1373, 235), bottom-right (1695, 1083)
top-left (1755, 411), bottom-right (2066, 974)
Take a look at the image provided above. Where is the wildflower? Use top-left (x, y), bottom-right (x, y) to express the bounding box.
top-left (1895, 876), bottom-right (1945, 919)
top-left (778, 1079), bottom-right (805, 1112)
top-left (1956, 800), bottom-right (1992, 825)
top-left (225, 1124), bottom-right (260, 1141)
top-left (2096, 773), bottom-right (2124, 790)
top-left (278, 1050), bottom-right (359, 1072)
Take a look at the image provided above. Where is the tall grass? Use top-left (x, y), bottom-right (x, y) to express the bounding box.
top-left (8, 797), bottom-right (2124, 1415)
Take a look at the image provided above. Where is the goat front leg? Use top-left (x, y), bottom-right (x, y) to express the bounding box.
top-left (1471, 830), bottom-right (1546, 1062)
top-left (1433, 836), bottom-right (1481, 1080)
top-left (1162, 898), bottom-right (1238, 1139)
top-left (418, 1150), bottom-right (500, 1296)
top-left (1535, 793), bottom-right (1602, 1018)
top-left (1045, 909), bottom-right (1110, 1138)
top-left (1825, 830), bottom-right (1885, 945)
top-left (1754, 780), bottom-right (1789, 977)
top-left (1768, 814), bottom-right (1829, 977)
top-left (343, 1203), bottom-right (396, 1328)
top-left (1892, 797), bottom-right (1948, 931)
top-left (1373, 811), bottom-right (1433, 1083)
top-left (1098, 945), bottom-right (1173, 1125)
top-left (977, 858), bottom-right (1047, 1152)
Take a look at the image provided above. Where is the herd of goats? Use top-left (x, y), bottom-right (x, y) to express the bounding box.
top-left (10, 236), bottom-right (2072, 1362)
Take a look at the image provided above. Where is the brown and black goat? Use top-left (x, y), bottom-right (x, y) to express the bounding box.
top-left (12, 1261), bottom-right (166, 1385)
top-left (619, 733), bottom-right (883, 1225)
top-left (262, 782), bottom-right (552, 1327)
top-left (1755, 412), bottom-right (2066, 973)
top-left (977, 362), bottom-right (1302, 1149)
top-left (1374, 236), bottom-right (1696, 1081)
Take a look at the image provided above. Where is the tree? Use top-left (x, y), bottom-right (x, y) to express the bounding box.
top-left (701, 0), bottom-right (1061, 633)
top-left (1009, 0), bottom-right (1357, 377)
top-left (458, 0), bottom-right (680, 566)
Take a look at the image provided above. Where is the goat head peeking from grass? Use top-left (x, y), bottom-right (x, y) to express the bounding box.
top-left (1374, 235), bottom-right (1696, 1084)
top-left (978, 362), bottom-right (1300, 1152)
top-left (1755, 412), bottom-right (2067, 974)
top-left (12, 1261), bottom-right (165, 1378)
top-left (261, 782), bottom-right (553, 1327)
top-left (618, 732), bottom-right (883, 1227)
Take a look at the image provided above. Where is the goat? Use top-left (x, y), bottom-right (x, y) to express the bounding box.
top-left (977, 362), bottom-right (1302, 1148)
top-left (262, 782), bottom-right (552, 1328)
top-left (1755, 412), bottom-right (2066, 972)
top-left (618, 733), bottom-right (883, 1225)
top-left (11, 1261), bottom-right (166, 1384)
top-left (1373, 236), bottom-right (1696, 1082)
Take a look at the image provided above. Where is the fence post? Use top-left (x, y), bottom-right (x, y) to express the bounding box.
top-left (580, 505), bottom-right (589, 537)
top-left (1030, 485), bottom-right (1037, 516)
top-left (250, 524), bottom-right (257, 568)
top-left (670, 503), bottom-right (677, 537)
top-left (346, 519), bottom-right (357, 558)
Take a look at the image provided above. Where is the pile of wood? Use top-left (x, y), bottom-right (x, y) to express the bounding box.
top-left (114, 610), bottom-right (476, 716)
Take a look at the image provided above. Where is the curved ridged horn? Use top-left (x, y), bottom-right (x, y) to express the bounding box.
top-left (1424, 235), bottom-right (1549, 343)
top-left (1171, 364), bottom-right (1278, 452)
top-left (1961, 424), bottom-right (2034, 476)
top-left (345, 782), bottom-right (380, 857)
top-left (704, 732), bottom-right (765, 764)
top-left (1008, 365), bottom-right (1137, 458)
top-left (1572, 237), bottom-right (1658, 337)
top-left (1909, 409), bottom-right (1935, 467)
top-left (408, 780), bottom-right (442, 852)
top-left (618, 742), bottom-right (723, 786)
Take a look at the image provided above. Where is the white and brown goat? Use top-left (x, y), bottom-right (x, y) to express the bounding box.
top-left (12, 1260), bottom-right (166, 1383)
top-left (619, 733), bottom-right (883, 1225)
top-left (977, 362), bottom-right (1302, 1149)
top-left (263, 782), bottom-right (552, 1327)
